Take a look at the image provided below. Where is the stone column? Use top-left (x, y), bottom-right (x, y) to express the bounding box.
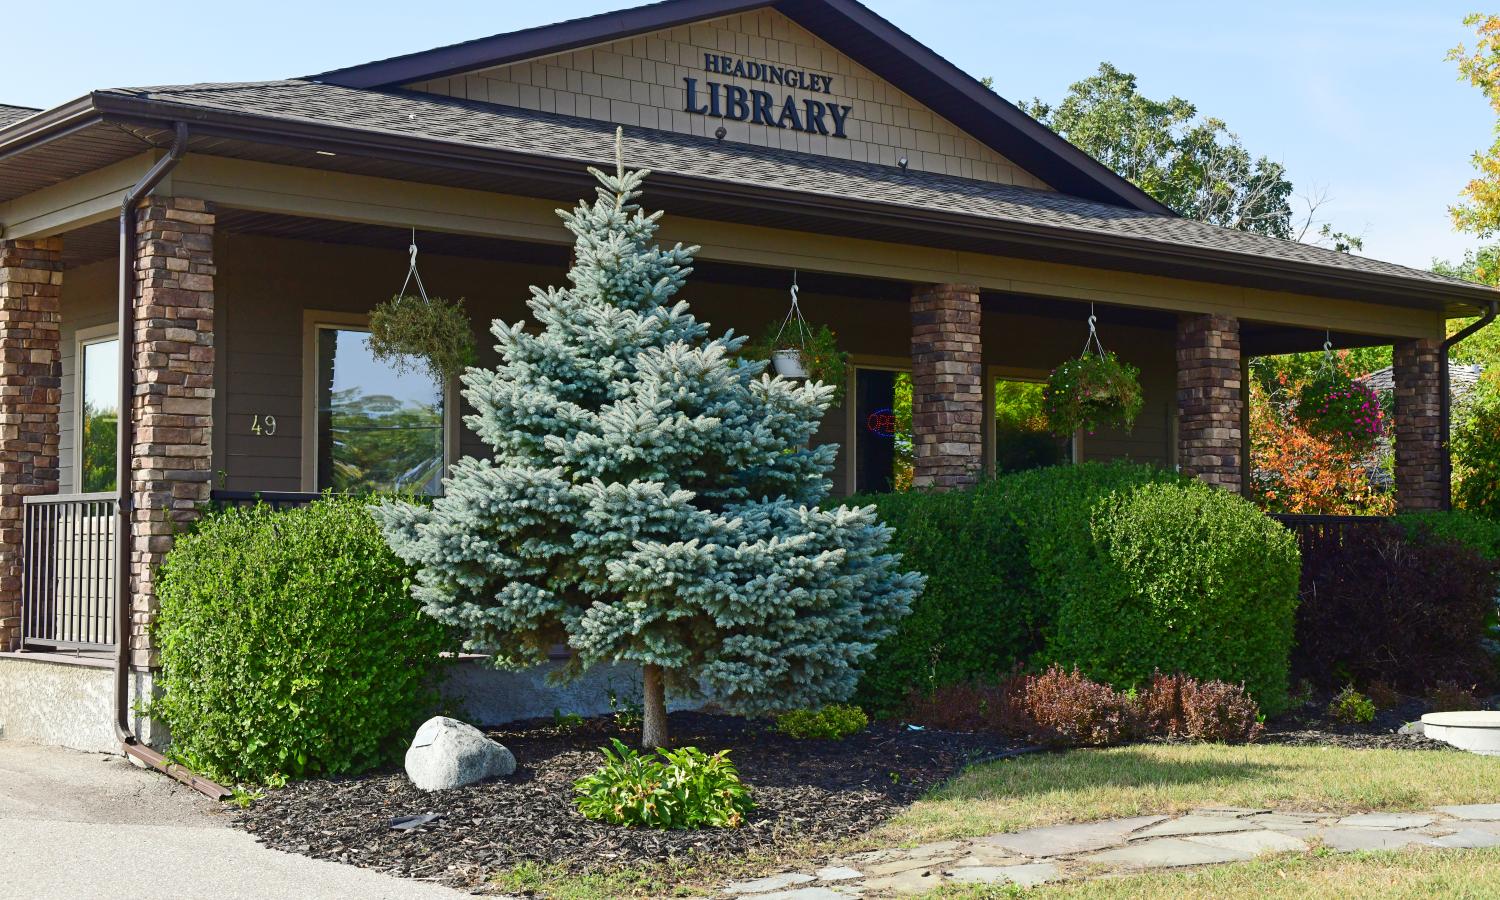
top-left (0, 239), bottom-right (62, 652)
top-left (1176, 313), bottom-right (1242, 492)
top-left (910, 283), bottom-right (983, 490)
top-left (1393, 337), bottom-right (1443, 512)
top-left (129, 197), bottom-right (214, 668)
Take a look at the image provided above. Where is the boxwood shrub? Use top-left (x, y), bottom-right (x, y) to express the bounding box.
top-left (1048, 480), bottom-right (1301, 714)
top-left (1396, 509), bottom-right (1500, 562)
top-left (152, 496), bottom-right (449, 783)
top-left (855, 462), bottom-right (1299, 716)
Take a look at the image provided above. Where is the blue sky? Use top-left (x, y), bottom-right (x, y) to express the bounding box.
top-left (7, 1), bottom-right (1493, 270)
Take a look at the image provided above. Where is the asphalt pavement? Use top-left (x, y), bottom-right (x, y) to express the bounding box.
top-left (0, 740), bottom-right (472, 900)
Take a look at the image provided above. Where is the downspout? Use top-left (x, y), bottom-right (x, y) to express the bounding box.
top-left (114, 123), bottom-right (230, 800)
top-left (1440, 299), bottom-right (1500, 511)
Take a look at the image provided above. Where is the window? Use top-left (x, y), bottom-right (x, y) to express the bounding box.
top-left (79, 334), bottom-right (119, 493)
top-left (314, 326), bottom-right (444, 495)
top-left (851, 367), bottom-right (913, 493)
top-left (993, 377), bottom-right (1073, 474)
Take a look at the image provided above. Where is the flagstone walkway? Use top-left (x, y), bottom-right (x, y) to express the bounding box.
top-left (717, 804), bottom-right (1500, 898)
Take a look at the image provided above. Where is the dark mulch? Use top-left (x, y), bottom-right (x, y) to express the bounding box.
top-left (1261, 695), bottom-right (1457, 751)
top-left (233, 711), bottom-right (1022, 889)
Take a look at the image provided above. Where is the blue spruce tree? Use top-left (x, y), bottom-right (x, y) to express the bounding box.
top-left (377, 131), bottom-right (922, 747)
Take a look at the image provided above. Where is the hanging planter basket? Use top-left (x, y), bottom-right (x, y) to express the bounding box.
top-left (1292, 342), bottom-right (1384, 451)
top-left (1043, 308), bottom-right (1143, 436)
top-left (742, 274), bottom-right (849, 403)
top-left (771, 348), bottom-right (809, 378)
top-left (367, 235), bottom-right (477, 383)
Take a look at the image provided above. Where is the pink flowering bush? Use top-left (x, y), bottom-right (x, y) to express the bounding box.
top-left (1293, 365), bottom-right (1384, 451)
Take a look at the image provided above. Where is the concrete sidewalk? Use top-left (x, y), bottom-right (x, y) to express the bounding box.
top-left (0, 741), bottom-right (472, 900)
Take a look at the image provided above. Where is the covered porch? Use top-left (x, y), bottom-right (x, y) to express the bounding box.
top-left (0, 173), bottom-right (1455, 664)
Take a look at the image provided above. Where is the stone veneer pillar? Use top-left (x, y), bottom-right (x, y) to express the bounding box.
top-left (1176, 313), bottom-right (1243, 492)
top-left (130, 197), bottom-right (214, 668)
top-left (0, 239), bottom-right (62, 652)
top-left (910, 283), bottom-right (983, 490)
top-left (1393, 337), bottom-right (1444, 512)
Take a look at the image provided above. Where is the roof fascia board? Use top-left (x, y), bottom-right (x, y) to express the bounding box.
top-left (0, 96), bottom-right (107, 165)
top-left (314, 0), bottom-right (770, 88)
top-left (86, 92), bottom-right (1497, 313)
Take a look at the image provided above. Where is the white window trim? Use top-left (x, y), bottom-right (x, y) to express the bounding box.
top-left (74, 323), bottom-right (119, 495)
top-left (299, 310), bottom-right (457, 493)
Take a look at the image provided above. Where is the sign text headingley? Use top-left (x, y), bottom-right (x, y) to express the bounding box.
top-left (684, 54), bottom-right (854, 138)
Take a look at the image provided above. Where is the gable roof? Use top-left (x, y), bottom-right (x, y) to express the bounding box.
top-left (312, 0), bottom-right (1173, 214)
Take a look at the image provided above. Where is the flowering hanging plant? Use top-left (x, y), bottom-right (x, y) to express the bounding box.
top-left (1043, 351), bottom-right (1143, 436)
top-left (742, 322), bottom-right (848, 403)
top-left (1292, 363), bottom-right (1384, 451)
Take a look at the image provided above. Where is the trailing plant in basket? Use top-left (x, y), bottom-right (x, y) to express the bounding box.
top-left (368, 293), bottom-right (477, 383)
top-left (1043, 351), bottom-right (1143, 435)
top-left (742, 321), bottom-right (849, 403)
top-left (1293, 363), bottom-right (1384, 450)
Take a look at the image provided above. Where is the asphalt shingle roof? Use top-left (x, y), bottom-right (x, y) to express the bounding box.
top-left (100, 79), bottom-right (1475, 292)
top-left (0, 104), bottom-right (39, 128)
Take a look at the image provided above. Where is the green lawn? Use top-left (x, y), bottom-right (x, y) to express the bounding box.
top-left (924, 848), bottom-right (1500, 899)
top-left (876, 743), bottom-right (1500, 844)
top-left (492, 743), bottom-right (1500, 898)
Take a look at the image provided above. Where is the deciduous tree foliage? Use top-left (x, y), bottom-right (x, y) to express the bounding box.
top-left (1013, 63), bottom-right (1360, 249)
top-left (1449, 13), bottom-right (1500, 238)
top-left (377, 135), bottom-right (922, 748)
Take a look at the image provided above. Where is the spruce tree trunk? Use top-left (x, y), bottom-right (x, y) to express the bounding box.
top-left (641, 664), bottom-right (669, 749)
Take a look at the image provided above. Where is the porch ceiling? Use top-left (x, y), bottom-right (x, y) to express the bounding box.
top-left (55, 208), bottom-right (1415, 353)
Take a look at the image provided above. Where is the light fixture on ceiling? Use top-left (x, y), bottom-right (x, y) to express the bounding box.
top-left (316, 150), bottom-right (337, 157)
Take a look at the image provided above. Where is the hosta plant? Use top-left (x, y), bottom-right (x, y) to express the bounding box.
top-left (1043, 352), bottom-right (1143, 436)
top-left (573, 739), bottom-right (753, 829)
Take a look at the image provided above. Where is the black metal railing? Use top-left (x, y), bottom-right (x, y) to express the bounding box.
top-left (208, 489), bottom-right (324, 511)
top-left (21, 492), bottom-right (117, 652)
top-left (1270, 513), bottom-right (1391, 556)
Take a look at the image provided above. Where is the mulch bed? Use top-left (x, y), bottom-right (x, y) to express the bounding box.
top-left (233, 711), bottom-right (1022, 889)
top-left (1261, 696), bottom-right (1458, 751)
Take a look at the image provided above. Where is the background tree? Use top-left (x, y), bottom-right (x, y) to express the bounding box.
top-left (1449, 13), bottom-right (1500, 237)
top-left (1013, 63), bottom-right (1362, 248)
top-left (378, 135), bottom-right (922, 748)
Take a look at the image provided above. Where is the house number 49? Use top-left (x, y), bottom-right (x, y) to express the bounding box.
top-left (251, 414), bottom-right (277, 436)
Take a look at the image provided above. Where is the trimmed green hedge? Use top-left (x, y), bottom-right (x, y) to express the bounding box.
top-left (1051, 480), bottom-right (1301, 714)
top-left (1397, 509), bottom-right (1500, 562)
top-left (152, 497), bottom-right (449, 783)
top-left (851, 463), bottom-right (1181, 714)
top-left (852, 463), bottom-right (1301, 715)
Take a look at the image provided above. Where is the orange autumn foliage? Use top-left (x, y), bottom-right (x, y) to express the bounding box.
top-left (1250, 379), bottom-right (1394, 515)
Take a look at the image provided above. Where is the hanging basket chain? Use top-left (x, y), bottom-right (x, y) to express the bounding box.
top-left (1082, 302), bottom-right (1108, 359)
top-left (398, 228), bottom-right (432, 304)
top-left (771, 270), bottom-right (810, 349)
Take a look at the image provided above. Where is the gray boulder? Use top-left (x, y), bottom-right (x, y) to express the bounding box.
top-left (404, 716), bottom-right (516, 791)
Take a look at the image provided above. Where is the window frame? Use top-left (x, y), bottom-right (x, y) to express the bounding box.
top-left (843, 355), bottom-right (910, 495)
top-left (74, 323), bottom-right (119, 495)
top-left (988, 365), bottom-right (1083, 470)
top-left (299, 310), bottom-right (457, 494)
